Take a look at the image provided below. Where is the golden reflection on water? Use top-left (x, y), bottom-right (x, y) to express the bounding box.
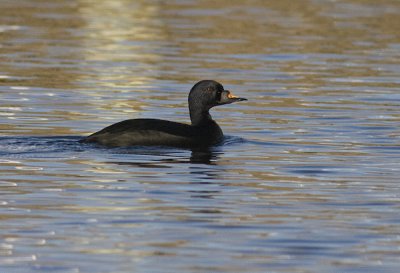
top-left (76, 0), bottom-right (163, 88)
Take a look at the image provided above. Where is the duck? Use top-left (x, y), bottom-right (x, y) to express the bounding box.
top-left (79, 80), bottom-right (247, 148)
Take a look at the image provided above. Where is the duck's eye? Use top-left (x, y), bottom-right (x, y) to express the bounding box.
top-left (216, 89), bottom-right (222, 101)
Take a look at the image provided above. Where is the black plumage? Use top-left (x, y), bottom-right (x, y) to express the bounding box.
top-left (80, 80), bottom-right (247, 147)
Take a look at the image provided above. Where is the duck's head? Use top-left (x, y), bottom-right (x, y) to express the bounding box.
top-left (189, 80), bottom-right (247, 110)
top-left (188, 80), bottom-right (247, 125)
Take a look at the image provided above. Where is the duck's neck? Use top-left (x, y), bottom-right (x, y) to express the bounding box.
top-left (190, 107), bottom-right (213, 126)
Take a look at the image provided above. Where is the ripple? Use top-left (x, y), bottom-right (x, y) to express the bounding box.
top-left (0, 136), bottom-right (83, 156)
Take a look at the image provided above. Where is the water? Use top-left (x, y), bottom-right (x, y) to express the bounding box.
top-left (1, 0), bottom-right (400, 272)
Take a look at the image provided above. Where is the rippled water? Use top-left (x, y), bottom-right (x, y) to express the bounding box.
top-left (1, 0), bottom-right (400, 272)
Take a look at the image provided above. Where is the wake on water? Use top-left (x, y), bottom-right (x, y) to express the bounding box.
top-left (0, 135), bottom-right (249, 161)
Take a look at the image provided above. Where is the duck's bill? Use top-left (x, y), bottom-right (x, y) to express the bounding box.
top-left (226, 91), bottom-right (247, 102)
top-left (231, 97), bottom-right (247, 101)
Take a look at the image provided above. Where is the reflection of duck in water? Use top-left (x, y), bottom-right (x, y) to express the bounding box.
top-left (80, 80), bottom-right (247, 148)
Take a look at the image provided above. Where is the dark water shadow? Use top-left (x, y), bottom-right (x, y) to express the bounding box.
top-left (0, 135), bottom-right (245, 165)
top-left (92, 135), bottom-right (247, 166)
top-left (104, 146), bottom-right (222, 166)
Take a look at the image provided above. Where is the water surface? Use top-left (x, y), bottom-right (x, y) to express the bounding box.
top-left (1, 0), bottom-right (400, 272)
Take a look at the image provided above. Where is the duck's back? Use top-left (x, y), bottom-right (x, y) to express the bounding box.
top-left (80, 118), bottom-right (223, 147)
